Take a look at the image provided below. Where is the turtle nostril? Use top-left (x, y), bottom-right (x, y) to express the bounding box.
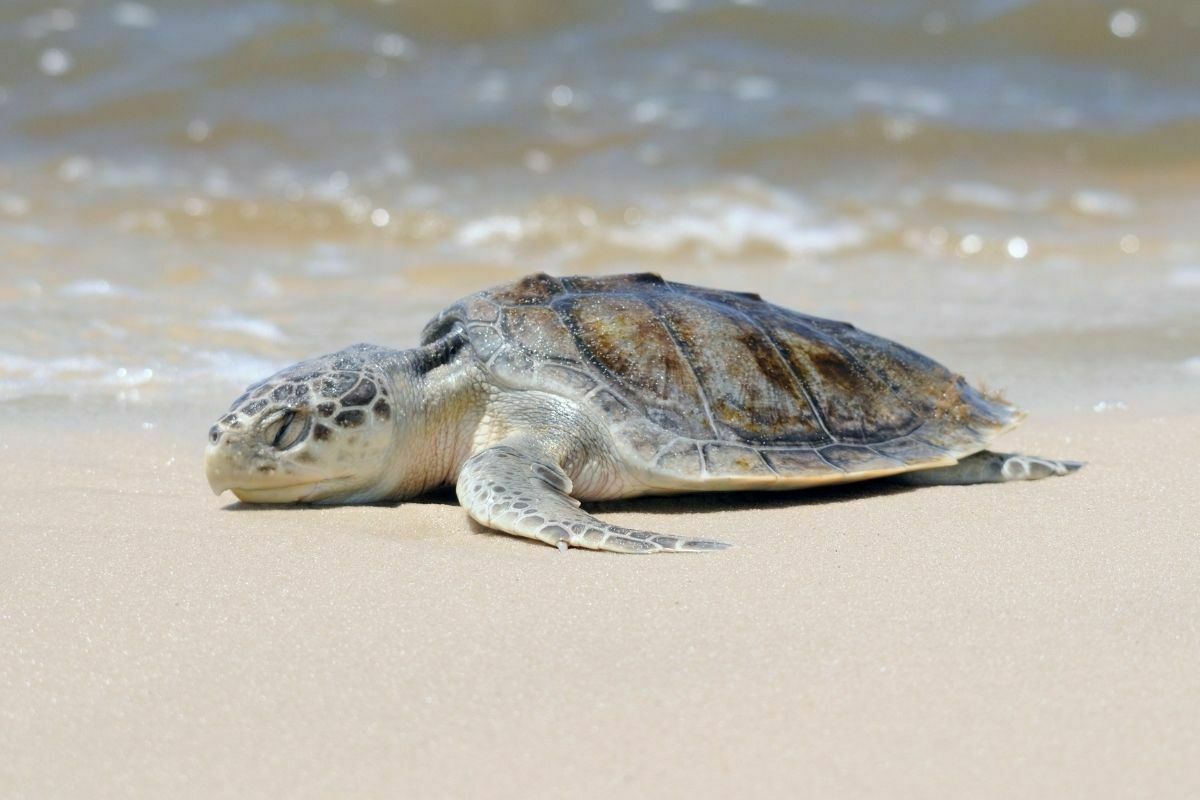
top-left (208, 425), bottom-right (221, 444)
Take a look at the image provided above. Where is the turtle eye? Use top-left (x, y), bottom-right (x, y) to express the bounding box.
top-left (267, 409), bottom-right (309, 451)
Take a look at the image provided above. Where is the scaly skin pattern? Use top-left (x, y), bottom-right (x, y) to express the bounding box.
top-left (205, 273), bottom-right (1081, 553)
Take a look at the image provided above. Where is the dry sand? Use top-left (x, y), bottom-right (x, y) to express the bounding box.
top-left (2, 403), bottom-right (1198, 799)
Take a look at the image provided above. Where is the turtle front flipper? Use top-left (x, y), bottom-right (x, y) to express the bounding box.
top-left (456, 443), bottom-right (730, 553)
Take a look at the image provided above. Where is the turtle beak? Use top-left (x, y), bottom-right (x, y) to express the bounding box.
top-left (205, 432), bottom-right (257, 496)
top-left (205, 445), bottom-right (234, 495)
top-left (204, 430), bottom-right (341, 502)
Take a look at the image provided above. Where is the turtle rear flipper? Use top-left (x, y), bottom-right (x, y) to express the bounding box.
top-left (890, 450), bottom-right (1084, 486)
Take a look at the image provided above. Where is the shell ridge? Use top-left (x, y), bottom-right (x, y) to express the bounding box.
top-left (831, 331), bottom-right (928, 424)
top-left (907, 431), bottom-right (955, 454)
top-left (864, 445), bottom-right (908, 465)
top-left (637, 294), bottom-right (722, 440)
top-left (771, 312), bottom-right (925, 443)
top-left (548, 295), bottom-right (647, 413)
top-left (723, 304), bottom-right (838, 445)
top-left (813, 447), bottom-right (848, 473)
top-left (553, 290), bottom-right (719, 440)
top-left (861, 420), bottom-right (928, 448)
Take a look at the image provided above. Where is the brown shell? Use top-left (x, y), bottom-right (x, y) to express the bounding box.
top-left (421, 273), bottom-right (1023, 486)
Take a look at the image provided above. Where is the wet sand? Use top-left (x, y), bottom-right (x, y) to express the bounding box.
top-left (3, 402), bottom-right (1197, 798)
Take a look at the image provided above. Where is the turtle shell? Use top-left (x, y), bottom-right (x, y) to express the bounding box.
top-left (421, 273), bottom-right (1023, 489)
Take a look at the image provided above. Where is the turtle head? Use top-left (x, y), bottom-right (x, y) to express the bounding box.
top-left (205, 344), bottom-right (405, 504)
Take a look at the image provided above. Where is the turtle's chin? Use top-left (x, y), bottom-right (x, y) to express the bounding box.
top-left (218, 475), bottom-right (361, 505)
top-left (230, 481), bottom-right (328, 504)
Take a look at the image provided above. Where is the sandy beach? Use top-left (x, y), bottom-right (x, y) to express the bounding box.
top-left (3, 392), bottom-right (1197, 798)
top-left (4, 1), bottom-right (1200, 796)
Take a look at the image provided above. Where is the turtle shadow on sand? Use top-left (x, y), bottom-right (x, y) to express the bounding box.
top-left (585, 480), bottom-right (918, 517)
top-left (221, 480), bottom-right (919, 518)
top-left (217, 496), bottom-right (442, 512)
top-left (404, 483), bottom-right (923, 515)
top-left (219, 485), bottom-right (460, 512)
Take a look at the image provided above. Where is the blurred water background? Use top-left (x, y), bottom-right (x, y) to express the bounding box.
top-left (1, 0), bottom-right (1198, 407)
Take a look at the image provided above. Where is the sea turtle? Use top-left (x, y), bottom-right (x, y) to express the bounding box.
top-left (205, 272), bottom-right (1081, 553)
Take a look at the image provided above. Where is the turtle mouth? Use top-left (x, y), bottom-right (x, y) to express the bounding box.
top-left (229, 480), bottom-right (328, 504)
top-left (206, 439), bottom-right (351, 503)
top-left (220, 475), bottom-right (357, 504)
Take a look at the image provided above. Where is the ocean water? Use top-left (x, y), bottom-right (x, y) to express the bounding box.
top-left (0, 0), bottom-right (1198, 404)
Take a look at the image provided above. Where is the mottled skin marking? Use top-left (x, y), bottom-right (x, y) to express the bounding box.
top-left (206, 273), bottom-right (1082, 553)
top-left (319, 373), bottom-right (357, 397)
top-left (335, 409), bottom-right (365, 428)
top-left (341, 380), bottom-right (376, 407)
